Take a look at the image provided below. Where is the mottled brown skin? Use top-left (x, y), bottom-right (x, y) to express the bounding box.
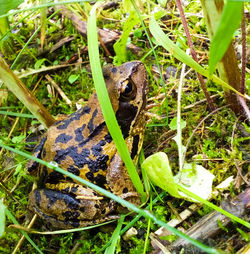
top-left (28, 61), bottom-right (148, 229)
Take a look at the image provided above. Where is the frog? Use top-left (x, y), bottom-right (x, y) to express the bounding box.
top-left (27, 61), bottom-right (148, 229)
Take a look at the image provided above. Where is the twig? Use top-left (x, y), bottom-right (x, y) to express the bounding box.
top-left (237, 95), bottom-right (250, 122)
top-left (175, 0), bottom-right (215, 111)
top-left (240, 12), bottom-right (246, 94)
top-left (171, 188), bottom-right (250, 249)
top-left (12, 215), bottom-right (38, 254)
top-left (235, 159), bottom-right (249, 187)
top-left (45, 74), bottom-right (72, 106)
top-left (155, 203), bottom-right (201, 237)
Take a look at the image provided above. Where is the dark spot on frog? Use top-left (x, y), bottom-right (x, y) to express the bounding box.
top-left (91, 140), bottom-right (106, 156)
top-left (79, 122), bottom-right (105, 147)
top-left (62, 211), bottom-right (80, 220)
top-left (56, 106), bottom-right (91, 130)
top-left (123, 187), bottom-right (128, 193)
top-left (104, 133), bottom-right (112, 143)
top-left (85, 171), bottom-right (94, 181)
top-left (34, 189), bottom-right (42, 205)
top-left (65, 176), bottom-right (75, 183)
top-left (85, 172), bottom-right (107, 188)
top-left (131, 134), bottom-right (140, 159)
top-left (55, 133), bottom-right (73, 144)
top-left (46, 171), bottom-right (66, 184)
top-left (54, 146), bottom-right (90, 168)
top-left (87, 154), bottom-right (109, 172)
top-left (63, 186), bottom-right (79, 194)
top-left (60, 219), bottom-right (80, 228)
top-left (88, 109), bottom-right (98, 132)
top-left (43, 189), bottom-right (80, 210)
top-left (71, 186), bottom-right (78, 193)
top-left (94, 204), bottom-right (99, 209)
top-left (67, 165), bottom-right (80, 176)
top-left (80, 207), bottom-right (85, 212)
top-left (74, 124), bottom-right (86, 142)
top-left (111, 67), bottom-right (117, 73)
top-left (94, 174), bottom-right (107, 187)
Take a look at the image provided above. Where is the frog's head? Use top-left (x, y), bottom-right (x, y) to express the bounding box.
top-left (103, 61), bottom-right (148, 138)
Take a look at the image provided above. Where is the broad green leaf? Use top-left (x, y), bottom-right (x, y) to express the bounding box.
top-left (142, 152), bottom-right (180, 198)
top-left (34, 58), bottom-right (47, 69)
top-left (174, 163), bottom-right (215, 202)
top-left (11, 134), bottom-right (26, 143)
top-left (0, 0), bottom-right (24, 16)
top-left (0, 199), bottom-right (5, 237)
top-left (169, 117), bottom-right (186, 130)
top-left (209, 1), bottom-right (243, 75)
top-left (68, 74), bottom-right (79, 84)
top-left (142, 153), bottom-right (214, 202)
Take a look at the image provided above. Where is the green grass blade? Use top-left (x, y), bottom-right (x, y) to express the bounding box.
top-left (87, 2), bottom-right (146, 201)
top-left (0, 199), bottom-right (6, 237)
top-left (0, 143), bottom-right (224, 254)
top-left (0, 110), bottom-right (34, 118)
top-left (40, 0), bottom-right (47, 49)
top-left (0, 0), bottom-right (92, 18)
top-left (104, 215), bottom-right (124, 254)
top-left (149, 17), bottom-right (244, 97)
top-left (16, 220), bottom-right (116, 235)
top-left (209, 1), bottom-right (243, 75)
top-left (5, 208), bottom-right (43, 254)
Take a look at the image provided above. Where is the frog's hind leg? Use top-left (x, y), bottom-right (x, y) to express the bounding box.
top-left (28, 184), bottom-right (119, 229)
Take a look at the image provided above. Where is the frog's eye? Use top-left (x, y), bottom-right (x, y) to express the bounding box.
top-left (120, 79), bottom-right (136, 101)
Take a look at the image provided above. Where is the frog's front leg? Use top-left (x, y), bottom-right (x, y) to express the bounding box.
top-left (28, 183), bottom-right (119, 229)
top-left (107, 154), bottom-right (141, 207)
